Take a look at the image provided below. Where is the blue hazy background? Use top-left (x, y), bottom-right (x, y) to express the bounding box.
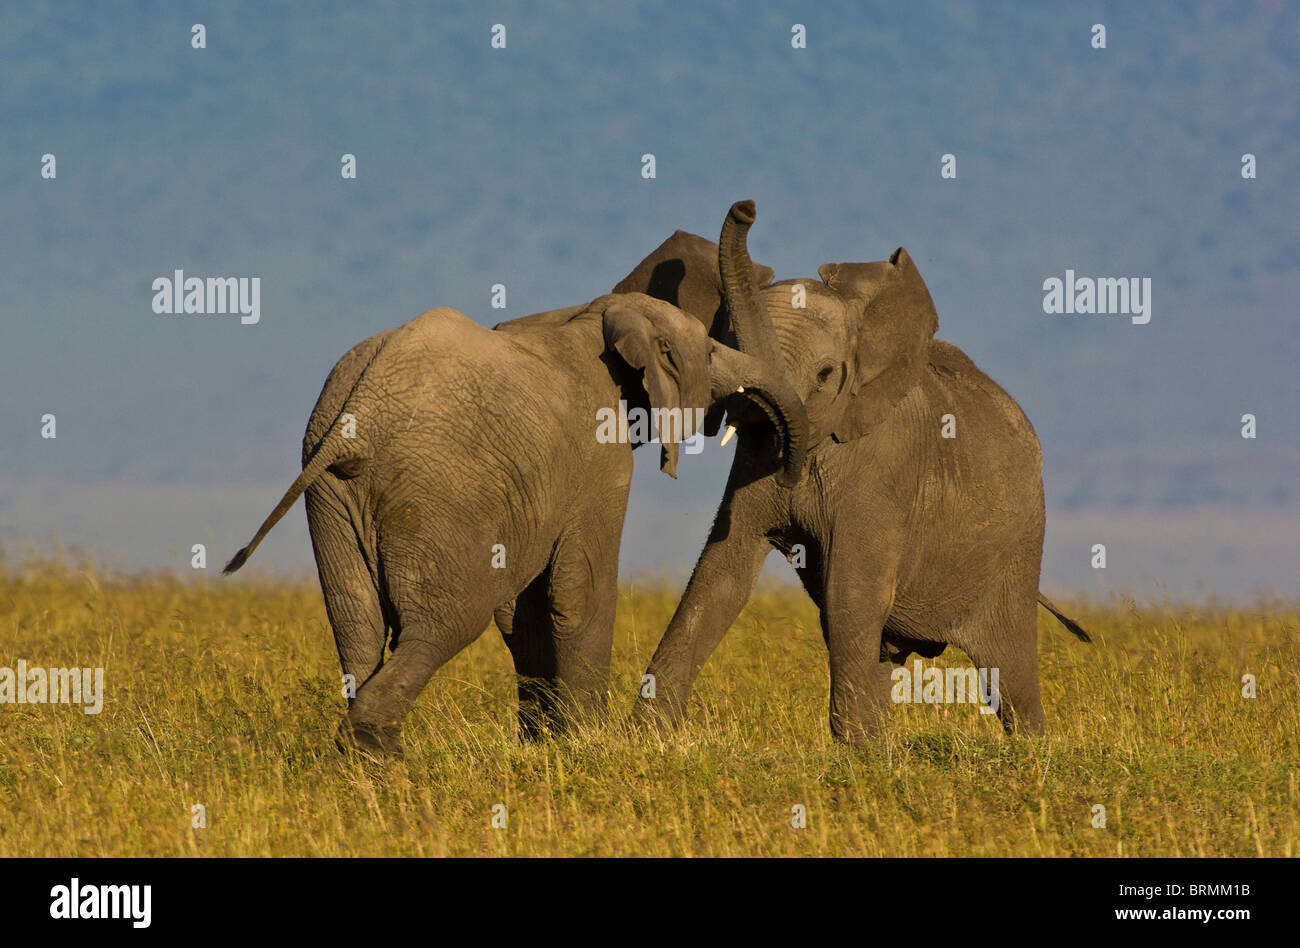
top-left (2, 1), bottom-right (1297, 600)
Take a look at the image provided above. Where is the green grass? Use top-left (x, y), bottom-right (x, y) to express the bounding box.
top-left (1, 557), bottom-right (1296, 856)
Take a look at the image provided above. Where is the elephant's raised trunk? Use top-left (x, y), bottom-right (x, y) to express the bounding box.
top-left (709, 345), bottom-right (808, 489)
top-left (718, 200), bottom-right (807, 487)
top-left (719, 200), bottom-right (781, 366)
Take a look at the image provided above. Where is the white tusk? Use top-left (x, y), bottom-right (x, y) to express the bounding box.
top-left (736, 386), bottom-right (745, 393)
top-left (720, 425), bottom-right (738, 447)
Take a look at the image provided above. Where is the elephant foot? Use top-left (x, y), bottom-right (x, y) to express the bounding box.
top-left (516, 683), bottom-right (564, 742)
top-left (829, 704), bottom-right (890, 748)
top-left (519, 702), bottom-right (611, 742)
top-left (830, 727), bottom-right (879, 751)
top-left (516, 708), bottom-right (557, 742)
top-left (629, 691), bottom-right (688, 738)
top-left (999, 707), bottom-right (1047, 737)
top-left (335, 715), bottom-right (405, 760)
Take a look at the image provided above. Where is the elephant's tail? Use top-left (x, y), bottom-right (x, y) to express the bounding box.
top-left (1037, 592), bottom-right (1092, 642)
top-left (223, 415), bottom-right (363, 575)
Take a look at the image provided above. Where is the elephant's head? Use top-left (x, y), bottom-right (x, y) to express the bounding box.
top-left (594, 292), bottom-right (808, 484)
top-left (716, 200), bottom-right (939, 468)
top-left (612, 230), bottom-right (776, 341)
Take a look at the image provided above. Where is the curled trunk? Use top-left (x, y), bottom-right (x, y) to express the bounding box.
top-left (709, 345), bottom-right (808, 488)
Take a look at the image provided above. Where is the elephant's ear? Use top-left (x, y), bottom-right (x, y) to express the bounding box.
top-left (602, 303), bottom-right (704, 478)
top-left (613, 230), bottom-right (775, 340)
top-left (820, 248), bottom-right (938, 443)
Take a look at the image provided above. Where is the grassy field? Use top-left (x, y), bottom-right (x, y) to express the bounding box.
top-left (1, 557), bottom-right (1296, 857)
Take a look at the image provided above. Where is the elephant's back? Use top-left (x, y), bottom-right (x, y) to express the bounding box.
top-left (302, 309), bottom-right (503, 458)
top-left (904, 339), bottom-right (1045, 547)
top-left (396, 306), bottom-right (531, 378)
top-left (391, 307), bottom-right (575, 432)
top-left (304, 306), bottom-right (573, 491)
top-left (366, 310), bottom-right (588, 533)
top-left (926, 340), bottom-right (1041, 465)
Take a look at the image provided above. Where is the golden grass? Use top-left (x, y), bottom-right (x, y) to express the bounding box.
top-left (0, 558), bottom-right (1296, 857)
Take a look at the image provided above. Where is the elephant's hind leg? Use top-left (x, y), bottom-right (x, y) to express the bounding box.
top-left (306, 486), bottom-right (387, 700)
top-left (342, 595), bottom-right (489, 758)
top-left (952, 558), bottom-right (1045, 735)
top-left (820, 540), bottom-right (902, 746)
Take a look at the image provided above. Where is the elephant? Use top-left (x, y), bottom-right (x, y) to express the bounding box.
top-left (486, 228), bottom-right (779, 648)
top-left (637, 200), bottom-right (1090, 744)
top-left (222, 219), bottom-right (808, 756)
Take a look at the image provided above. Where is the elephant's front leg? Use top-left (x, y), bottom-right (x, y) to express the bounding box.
top-left (820, 541), bottom-right (899, 746)
top-left (640, 500), bottom-right (769, 726)
top-left (499, 562), bottom-right (619, 739)
top-left (549, 580), bottom-right (617, 734)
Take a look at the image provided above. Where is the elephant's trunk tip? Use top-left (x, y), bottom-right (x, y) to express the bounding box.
top-left (729, 200), bottom-right (756, 225)
top-left (776, 463), bottom-right (805, 490)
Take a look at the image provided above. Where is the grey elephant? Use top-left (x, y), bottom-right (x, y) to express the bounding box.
top-left (223, 225), bottom-right (807, 756)
top-left (487, 227), bottom-right (781, 655)
top-left (637, 201), bottom-right (1089, 744)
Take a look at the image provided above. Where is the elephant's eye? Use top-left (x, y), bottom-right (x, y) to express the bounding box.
top-left (815, 363), bottom-right (837, 387)
top-left (658, 338), bottom-right (679, 372)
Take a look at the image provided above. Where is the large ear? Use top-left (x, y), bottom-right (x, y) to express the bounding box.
top-left (613, 230), bottom-right (775, 340)
top-left (602, 301), bottom-right (709, 478)
top-left (819, 248), bottom-right (938, 443)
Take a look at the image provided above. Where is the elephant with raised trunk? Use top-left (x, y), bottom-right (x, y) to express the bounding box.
top-left (224, 215), bottom-right (807, 756)
top-left (639, 200), bottom-right (1089, 744)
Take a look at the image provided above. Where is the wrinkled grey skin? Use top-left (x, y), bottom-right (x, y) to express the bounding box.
top-left (488, 227), bottom-right (782, 657)
top-left (223, 274), bottom-right (807, 755)
top-left (638, 201), bottom-right (1089, 744)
